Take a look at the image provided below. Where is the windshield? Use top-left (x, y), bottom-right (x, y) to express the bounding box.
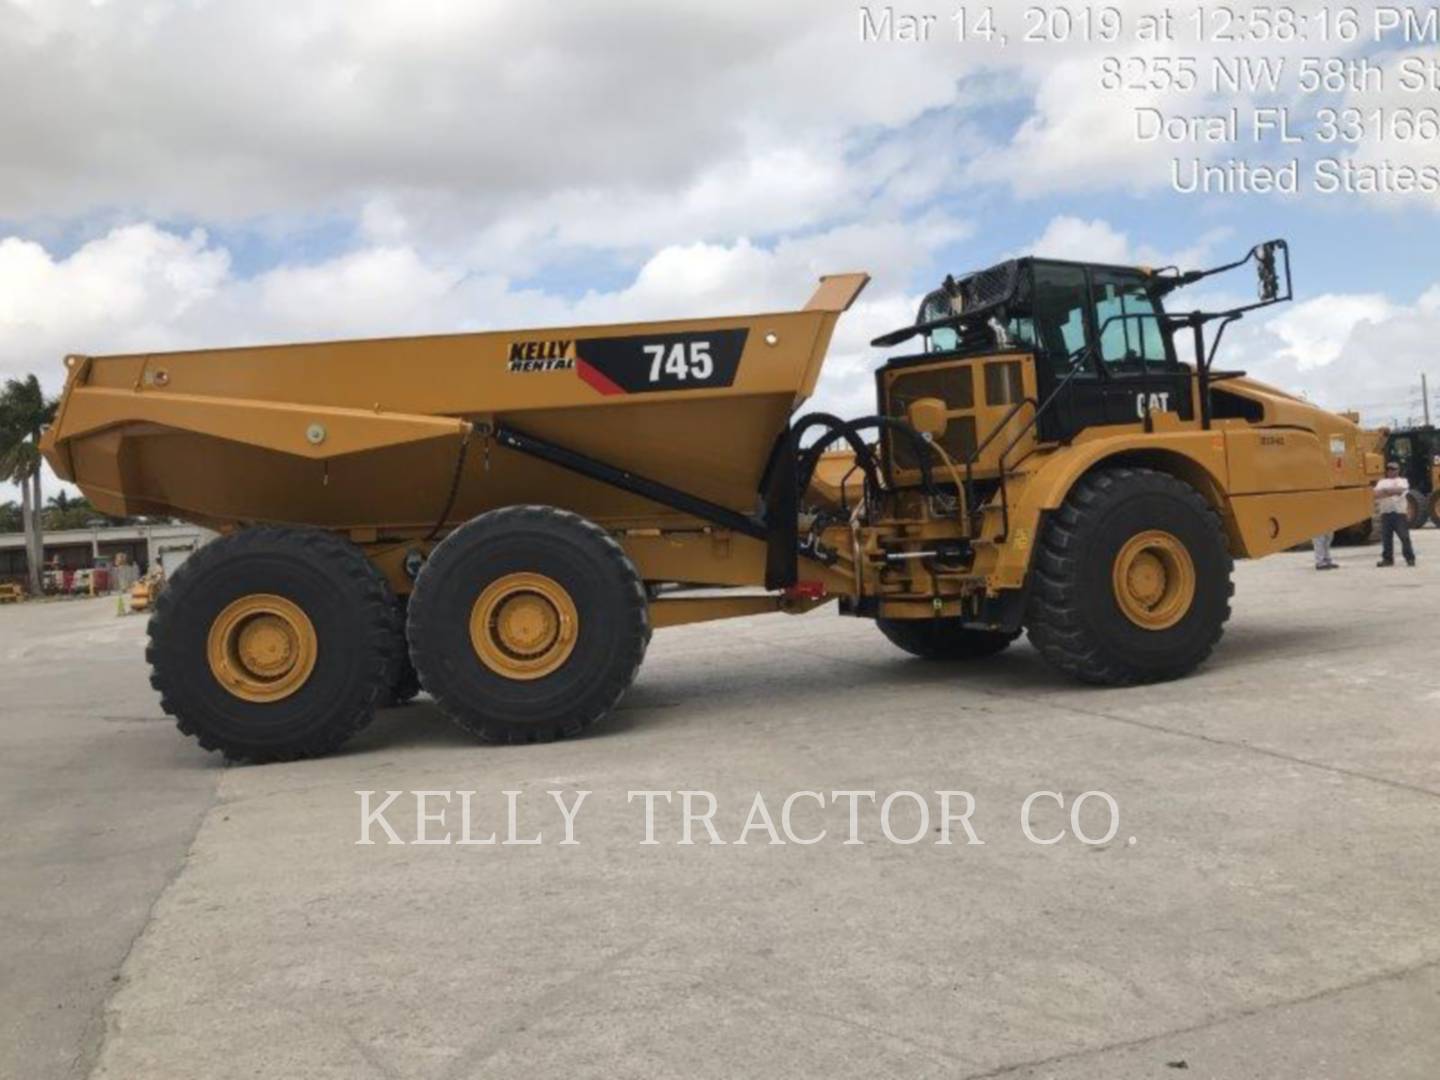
top-left (918, 290), bottom-right (1031, 354)
top-left (1093, 271), bottom-right (1168, 369)
top-left (919, 293), bottom-right (959, 352)
top-left (917, 263), bottom-right (1173, 372)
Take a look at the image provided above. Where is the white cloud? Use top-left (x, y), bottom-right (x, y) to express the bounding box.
top-left (0, 225), bottom-right (229, 368)
top-left (968, 57), bottom-right (1177, 197)
top-left (0, 0), bottom-right (970, 238)
top-left (0, 0), bottom-right (1236, 267)
top-left (964, 3), bottom-right (1385, 200)
top-left (1029, 216), bottom-right (1139, 264)
top-left (1334, 44), bottom-right (1440, 210)
top-left (1211, 291), bottom-right (1433, 425)
top-left (1026, 215), bottom-right (1231, 271)
top-left (1266, 293), bottom-right (1400, 371)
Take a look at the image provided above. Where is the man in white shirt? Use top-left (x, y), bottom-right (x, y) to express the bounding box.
top-left (1374, 462), bottom-right (1417, 567)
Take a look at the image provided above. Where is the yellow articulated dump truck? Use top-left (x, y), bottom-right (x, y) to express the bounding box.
top-left (42, 239), bottom-right (1375, 761)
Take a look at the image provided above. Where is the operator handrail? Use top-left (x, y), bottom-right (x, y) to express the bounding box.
top-left (962, 395), bottom-right (1037, 531)
top-left (990, 353), bottom-right (1093, 540)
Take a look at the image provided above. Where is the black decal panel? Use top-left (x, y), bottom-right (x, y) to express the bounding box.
top-left (575, 329), bottom-right (747, 396)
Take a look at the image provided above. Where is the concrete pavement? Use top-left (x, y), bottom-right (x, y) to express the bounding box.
top-left (4, 532), bottom-right (1439, 1079)
top-left (0, 596), bottom-right (219, 1079)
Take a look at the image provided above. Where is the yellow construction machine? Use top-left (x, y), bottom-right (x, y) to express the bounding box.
top-left (1332, 415), bottom-right (1385, 544)
top-left (41, 239), bottom-right (1374, 761)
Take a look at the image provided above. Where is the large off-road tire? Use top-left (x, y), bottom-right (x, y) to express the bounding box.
top-left (408, 506), bottom-right (650, 744)
top-left (876, 618), bottom-right (1019, 660)
top-left (1429, 490), bottom-right (1440, 530)
top-left (147, 527), bottom-right (399, 763)
top-left (1025, 467), bottom-right (1232, 686)
top-left (1406, 490), bottom-right (1426, 529)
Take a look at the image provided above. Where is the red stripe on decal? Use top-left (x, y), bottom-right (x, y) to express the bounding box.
top-left (576, 358), bottom-right (626, 396)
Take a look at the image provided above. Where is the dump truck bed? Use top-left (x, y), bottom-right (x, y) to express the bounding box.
top-left (42, 275), bottom-right (869, 533)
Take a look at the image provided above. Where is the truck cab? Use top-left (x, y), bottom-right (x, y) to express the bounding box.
top-left (907, 257), bottom-right (1194, 446)
top-left (1383, 425), bottom-right (1440, 527)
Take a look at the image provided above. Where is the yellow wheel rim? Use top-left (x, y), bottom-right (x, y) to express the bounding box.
top-left (207, 594), bottom-right (318, 702)
top-left (470, 572), bottom-right (578, 680)
top-left (1111, 530), bottom-right (1196, 630)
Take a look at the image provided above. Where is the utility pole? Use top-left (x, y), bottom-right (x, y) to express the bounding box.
top-left (1424, 372), bottom-right (1432, 427)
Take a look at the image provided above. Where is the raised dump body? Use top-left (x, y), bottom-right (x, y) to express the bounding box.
top-left (40, 243), bottom-right (1379, 764)
top-left (43, 274), bottom-right (870, 536)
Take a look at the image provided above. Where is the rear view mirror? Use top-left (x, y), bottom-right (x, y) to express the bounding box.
top-left (1256, 241), bottom-right (1280, 302)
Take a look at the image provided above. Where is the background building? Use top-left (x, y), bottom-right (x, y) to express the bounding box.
top-left (0, 522), bottom-right (213, 588)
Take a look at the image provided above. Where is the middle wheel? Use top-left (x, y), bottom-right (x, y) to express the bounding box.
top-left (876, 618), bottom-right (1019, 660)
top-left (407, 505), bottom-right (650, 743)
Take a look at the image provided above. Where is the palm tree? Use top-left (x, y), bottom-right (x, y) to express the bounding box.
top-left (46, 490), bottom-right (78, 514)
top-left (43, 491), bottom-right (96, 530)
top-left (0, 430), bottom-right (41, 592)
top-left (0, 376), bottom-right (58, 596)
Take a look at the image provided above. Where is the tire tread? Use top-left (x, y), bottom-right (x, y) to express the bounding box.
top-left (407, 505), bottom-right (649, 744)
top-left (147, 527), bottom-right (399, 762)
top-left (1024, 467), bottom-right (1232, 685)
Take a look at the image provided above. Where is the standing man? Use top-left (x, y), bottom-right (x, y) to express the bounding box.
top-left (1375, 461), bottom-right (1417, 567)
top-left (1313, 531), bottom-right (1338, 571)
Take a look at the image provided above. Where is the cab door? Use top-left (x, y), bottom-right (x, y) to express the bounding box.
top-left (1087, 269), bottom-right (1192, 427)
top-left (1029, 263), bottom-right (1191, 442)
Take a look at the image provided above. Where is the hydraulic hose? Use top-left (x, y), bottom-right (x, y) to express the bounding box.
top-left (793, 413), bottom-right (938, 499)
top-left (790, 412), bottom-right (884, 498)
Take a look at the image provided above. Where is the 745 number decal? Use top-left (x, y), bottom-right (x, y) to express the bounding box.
top-left (644, 340), bottom-right (713, 383)
top-left (575, 328), bottom-right (747, 396)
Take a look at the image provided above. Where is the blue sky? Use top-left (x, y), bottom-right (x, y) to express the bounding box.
top-left (3, 1), bottom-right (1439, 504)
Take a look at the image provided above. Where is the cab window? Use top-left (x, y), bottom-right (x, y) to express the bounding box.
top-left (1092, 271), bottom-right (1168, 369)
top-left (918, 292), bottom-right (959, 352)
top-left (1030, 264), bottom-right (1090, 374)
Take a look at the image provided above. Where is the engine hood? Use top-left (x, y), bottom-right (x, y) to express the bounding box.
top-left (1220, 375), bottom-right (1359, 435)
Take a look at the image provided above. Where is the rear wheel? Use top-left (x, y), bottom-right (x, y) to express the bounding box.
top-left (147, 527), bottom-right (398, 762)
top-left (1025, 467), bottom-right (1232, 685)
top-left (408, 506), bottom-right (650, 743)
top-left (877, 618), bottom-right (1018, 660)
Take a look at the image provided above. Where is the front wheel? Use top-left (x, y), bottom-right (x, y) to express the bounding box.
top-left (1406, 490), bottom-right (1427, 529)
top-left (408, 506), bottom-right (650, 744)
top-left (1025, 467), bottom-right (1232, 686)
top-left (877, 618), bottom-right (1018, 660)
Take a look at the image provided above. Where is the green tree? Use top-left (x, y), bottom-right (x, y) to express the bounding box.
top-left (43, 495), bottom-right (97, 532)
top-left (0, 376), bottom-right (58, 595)
top-left (46, 490), bottom-right (79, 513)
top-left (44, 491), bottom-right (98, 531)
top-left (0, 500), bottom-right (21, 533)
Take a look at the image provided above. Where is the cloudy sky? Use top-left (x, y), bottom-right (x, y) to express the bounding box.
top-left (3, 0), bottom-right (1437, 503)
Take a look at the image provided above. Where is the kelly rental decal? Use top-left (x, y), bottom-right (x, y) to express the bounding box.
top-left (354, 788), bottom-right (1135, 848)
